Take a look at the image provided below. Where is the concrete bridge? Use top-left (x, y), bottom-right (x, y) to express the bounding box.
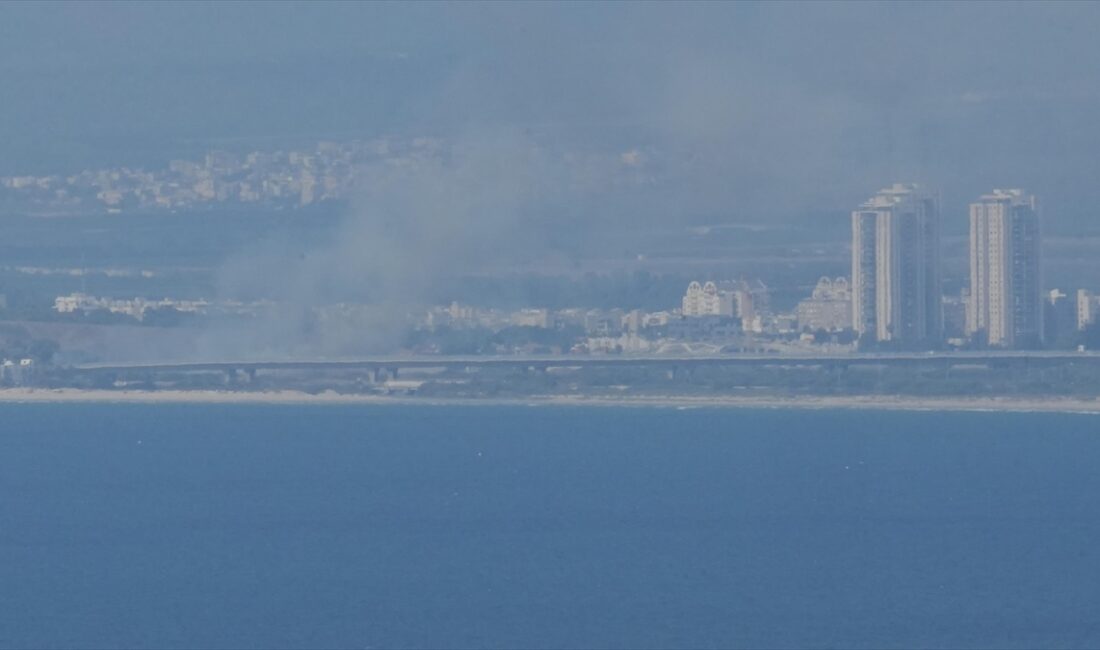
top-left (72, 350), bottom-right (1100, 379)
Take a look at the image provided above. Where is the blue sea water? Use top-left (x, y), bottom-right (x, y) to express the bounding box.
top-left (2, 404), bottom-right (1100, 649)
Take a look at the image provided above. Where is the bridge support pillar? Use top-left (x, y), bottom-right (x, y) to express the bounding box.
top-left (371, 367), bottom-right (399, 384)
top-left (223, 368), bottom-right (253, 385)
top-left (668, 365), bottom-right (692, 382)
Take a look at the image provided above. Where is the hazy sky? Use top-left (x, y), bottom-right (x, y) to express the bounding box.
top-left (2, 1), bottom-right (1099, 227)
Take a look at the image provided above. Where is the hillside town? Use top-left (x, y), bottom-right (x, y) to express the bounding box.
top-left (0, 137), bottom-right (437, 214)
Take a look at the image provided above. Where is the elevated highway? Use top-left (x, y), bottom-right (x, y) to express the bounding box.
top-left (72, 351), bottom-right (1100, 376)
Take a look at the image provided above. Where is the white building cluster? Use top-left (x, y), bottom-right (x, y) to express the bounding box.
top-left (0, 137), bottom-right (434, 214)
top-left (53, 293), bottom-right (270, 322)
top-left (681, 281), bottom-right (733, 317)
top-left (54, 293), bottom-right (211, 321)
top-left (681, 280), bottom-right (756, 322)
top-left (1077, 290), bottom-right (1100, 331)
top-left (796, 277), bottom-right (853, 333)
top-left (0, 135), bottom-right (656, 217)
top-left (426, 302), bottom-right (672, 338)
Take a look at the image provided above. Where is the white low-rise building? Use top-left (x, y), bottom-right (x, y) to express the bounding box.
top-left (796, 277), bottom-right (853, 332)
top-left (511, 309), bottom-right (551, 328)
top-left (682, 281), bottom-right (735, 318)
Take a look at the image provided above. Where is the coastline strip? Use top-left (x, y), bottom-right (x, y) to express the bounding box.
top-left (2, 388), bottom-right (1100, 414)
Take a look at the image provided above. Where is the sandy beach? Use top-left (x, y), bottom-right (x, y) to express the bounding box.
top-left (2, 388), bottom-right (1100, 414)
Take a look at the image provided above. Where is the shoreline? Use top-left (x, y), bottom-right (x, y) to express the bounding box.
top-left (2, 388), bottom-right (1100, 414)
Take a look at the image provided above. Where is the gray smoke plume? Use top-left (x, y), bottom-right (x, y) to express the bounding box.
top-left (196, 129), bottom-right (575, 359)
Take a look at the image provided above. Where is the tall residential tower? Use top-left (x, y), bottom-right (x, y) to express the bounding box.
top-left (851, 183), bottom-right (942, 344)
top-left (967, 189), bottom-right (1042, 348)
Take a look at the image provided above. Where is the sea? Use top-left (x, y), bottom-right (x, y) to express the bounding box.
top-left (2, 403), bottom-right (1099, 649)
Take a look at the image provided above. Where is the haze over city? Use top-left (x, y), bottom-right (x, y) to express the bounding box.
top-left (9, 4), bottom-right (1100, 650)
top-left (0, 3), bottom-right (1099, 368)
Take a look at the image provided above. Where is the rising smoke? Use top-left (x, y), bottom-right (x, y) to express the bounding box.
top-left (197, 129), bottom-right (583, 358)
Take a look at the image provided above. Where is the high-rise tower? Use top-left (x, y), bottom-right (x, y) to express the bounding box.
top-left (851, 183), bottom-right (942, 344)
top-left (967, 189), bottom-right (1042, 348)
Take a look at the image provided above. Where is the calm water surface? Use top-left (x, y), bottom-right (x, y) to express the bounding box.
top-left (2, 404), bottom-right (1099, 649)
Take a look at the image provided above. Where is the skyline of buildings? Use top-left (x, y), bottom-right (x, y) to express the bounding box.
top-left (9, 173), bottom-right (1100, 360)
top-left (844, 183), bottom-right (1098, 350)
